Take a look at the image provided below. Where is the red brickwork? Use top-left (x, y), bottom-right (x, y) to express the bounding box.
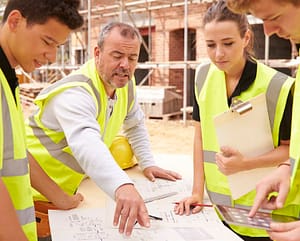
top-left (84, 1), bottom-right (212, 101)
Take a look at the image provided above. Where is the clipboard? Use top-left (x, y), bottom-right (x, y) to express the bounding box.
top-left (214, 93), bottom-right (276, 199)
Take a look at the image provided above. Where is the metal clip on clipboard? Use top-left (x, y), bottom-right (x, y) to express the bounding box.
top-left (230, 97), bottom-right (253, 115)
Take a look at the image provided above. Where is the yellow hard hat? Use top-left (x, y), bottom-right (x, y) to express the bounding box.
top-left (109, 135), bottom-right (137, 169)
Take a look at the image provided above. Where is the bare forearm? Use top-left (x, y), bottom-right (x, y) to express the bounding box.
top-left (192, 121), bottom-right (205, 198)
top-left (192, 149), bottom-right (205, 197)
top-left (192, 158), bottom-right (205, 198)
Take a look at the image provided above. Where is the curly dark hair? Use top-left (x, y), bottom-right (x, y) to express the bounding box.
top-left (2, 0), bottom-right (83, 30)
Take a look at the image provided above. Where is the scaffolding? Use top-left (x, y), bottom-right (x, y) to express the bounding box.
top-left (1, 0), bottom-right (299, 124)
top-left (29, 0), bottom-right (214, 124)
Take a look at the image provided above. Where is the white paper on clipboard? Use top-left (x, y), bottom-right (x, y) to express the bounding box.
top-left (214, 93), bottom-right (276, 200)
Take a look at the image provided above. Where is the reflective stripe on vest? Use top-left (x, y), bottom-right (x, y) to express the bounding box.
top-left (194, 62), bottom-right (296, 236)
top-left (0, 70), bottom-right (37, 241)
top-left (29, 120), bottom-right (84, 173)
top-left (196, 63), bottom-right (289, 137)
top-left (16, 207), bottom-right (36, 226)
top-left (0, 157), bottom-right (28, 176)
top-left (196, 63), bottom-right (291, 197)
top-left (28, 74), bottom-right (97, 174)
top-left (267, 71), bottom-right (294, 138)
top-left (197, 63), bottom-right (296, 174)
top-left (290, 67), bottom-right (300, 184)
top-left (28, 74), bottom-right (134, 173)
top-left (26, 60), bottom-right (135, 197)
top-left (1, 89), bottom-right (28, 176)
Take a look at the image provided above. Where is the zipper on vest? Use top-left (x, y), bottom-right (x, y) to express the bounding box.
top-left (102, 97), bottom-right (116, 139)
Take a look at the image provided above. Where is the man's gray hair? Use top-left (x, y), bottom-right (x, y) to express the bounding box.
top-left (97, 21), bottom-right (142, 49)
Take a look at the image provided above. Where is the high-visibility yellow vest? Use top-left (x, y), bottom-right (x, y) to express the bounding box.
top-left (289, 65), bottom-right (300, 195)
top-left (0, 69), bottom-right (37, 241)
top-left (26, 59), bottom-right (135, 199)
top-left (195, 61), bottom-right (299, 237)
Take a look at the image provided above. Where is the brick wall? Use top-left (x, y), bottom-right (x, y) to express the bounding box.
top-left (85, 2), bottom-right (211, 106)
top-left (79, 1), bottom-right (294, 103)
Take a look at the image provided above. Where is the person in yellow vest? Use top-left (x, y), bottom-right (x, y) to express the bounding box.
top-left (0, 0), bottom-right (83, 240)
top-left (226, 0), bottom-right (300, 240)
top-left (174, 1), bottom-right (299, 240)
top-left (26, 21), bottom-right (182, 237)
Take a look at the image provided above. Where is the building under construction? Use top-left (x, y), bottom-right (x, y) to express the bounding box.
top-left (3, 0), bottom-right (297, 120)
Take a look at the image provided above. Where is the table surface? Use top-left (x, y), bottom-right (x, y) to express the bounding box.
top-left (67, 153), bottom-right (244, 241)
top-left (77, 153), bottom-right (195, 208)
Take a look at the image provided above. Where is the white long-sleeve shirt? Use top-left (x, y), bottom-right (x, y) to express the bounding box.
top-left (40, 86), bottom-right (156, 198)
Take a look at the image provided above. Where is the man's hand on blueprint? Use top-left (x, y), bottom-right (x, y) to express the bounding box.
top-left (114, 183), bottom-right (150, 236)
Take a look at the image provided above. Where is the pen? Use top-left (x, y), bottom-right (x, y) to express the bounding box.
top-left (134, 214), bottom-right (163, 225)
top-left (149, 214), bottom-right (163, 221)
top-left (172, 202), bottom-right (214, 208)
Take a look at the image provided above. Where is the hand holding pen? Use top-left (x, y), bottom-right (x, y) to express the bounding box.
top-left (173, 202), bottom-right (213, 208)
